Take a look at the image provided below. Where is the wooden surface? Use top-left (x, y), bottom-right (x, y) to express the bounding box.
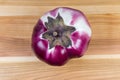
top-left (0, 0), bottom-right (120, 80)
top-left (1, 56), bottom-right (120, 80)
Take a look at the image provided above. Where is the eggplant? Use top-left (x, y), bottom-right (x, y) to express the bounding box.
top-left (32, 7), bottom-right (92, 66)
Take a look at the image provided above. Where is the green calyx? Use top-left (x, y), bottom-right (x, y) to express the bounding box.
top-left (42, 13), bottom-right (75, 49)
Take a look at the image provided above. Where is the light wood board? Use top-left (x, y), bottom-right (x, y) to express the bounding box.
top-left (0, 0), bottom-right (120, 80)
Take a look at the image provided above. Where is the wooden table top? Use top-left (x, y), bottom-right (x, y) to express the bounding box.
top-left (0, 0), bottom-right (120, 80)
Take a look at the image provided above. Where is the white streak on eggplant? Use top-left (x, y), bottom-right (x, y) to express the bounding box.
top-left (47, 47), bottom-right (55, 54)
top-left (73, 18), bottom-right (91, 36)
top-left (61, 49), bottom-right (66, 55)
top-left (37, 41), bottom-right (46, 50)
top-left (58, 8), bottom-right (73, 26)
top-left (75, 39), bottom-right (82, 49)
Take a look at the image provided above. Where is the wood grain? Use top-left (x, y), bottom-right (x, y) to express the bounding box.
top-left (0, 56), bottom-right (120, 80)
top-left (0, 0), bottom-right (120, 6)
top-left (0, 5), bottom-right (120, 16)
top-left (0, 0), bottom-right (120, 80)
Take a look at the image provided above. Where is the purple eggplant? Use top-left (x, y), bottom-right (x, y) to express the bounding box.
top-left (32, 7), bottom-right (92, 66)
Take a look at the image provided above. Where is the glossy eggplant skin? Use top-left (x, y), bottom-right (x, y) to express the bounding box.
top-left (32, 7), bottom-right (92, 66)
